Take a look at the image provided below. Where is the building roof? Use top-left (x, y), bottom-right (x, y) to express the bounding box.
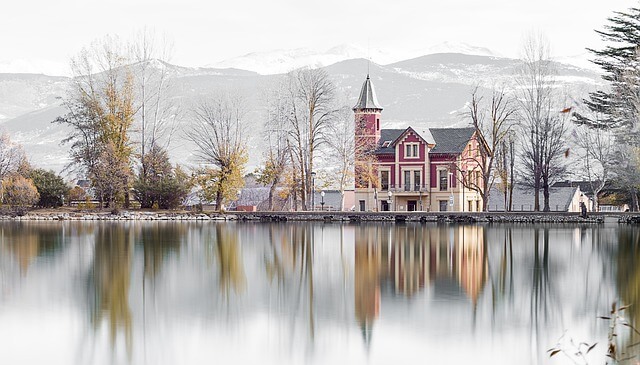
top-left (312, 190), bottom-right (344, 211)
top-left (375, 129), bottom-right (405, 154)
top-left (429, 127), bottom-right (476, 154)
top-left (487, 185), bottom-right (580, 212)
top-left (353, 75), bottom-right (383, 111)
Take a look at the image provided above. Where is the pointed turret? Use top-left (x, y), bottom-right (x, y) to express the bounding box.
top-left (353, 75), bottom-right (383, 111)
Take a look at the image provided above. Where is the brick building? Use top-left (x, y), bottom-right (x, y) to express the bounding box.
top-left (353, 75), bottom-right (485, 212)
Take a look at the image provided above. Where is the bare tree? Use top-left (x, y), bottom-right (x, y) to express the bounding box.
top-left (0, 131), bottom-right (27, 180)
top-left (515, 34), bottom-right (568, 211)
top-left (186, 94), bottom-right (248, 210)
top-left (285, 68), bottom-right (338, 210)
top-left (457, 86), bottom-right (516, 211)
top-left (326, 105), bottom-right (355, 211)
top-left (130, 30), bottom-right (180, 173)
top-left (573, 116), bottom-right (616, 211)
top-left (495, 130), bottom-right (517, 211)
top-left (256, 82), bottom-right (291, 211)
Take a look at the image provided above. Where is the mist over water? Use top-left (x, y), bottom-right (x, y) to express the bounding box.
top-left (0, 221), bottom-right (636, 364)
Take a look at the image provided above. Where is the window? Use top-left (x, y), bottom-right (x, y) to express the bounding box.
top-left (414, 170), bottom-right (421, 191)
top-left (439, 170), bottom-right (448, 191)
top-left (376, 119), bottom-right (380, 131)
top-left (380, 170), bottom-right (389, 190)
top-left (404, 143), bottom-right (419, 158)
top-left (404, 170), bottom-right (411, 191)
top-left (439, 200), bottom-right (448, 212)
top-left (359, 200), bottom-right (366, 212)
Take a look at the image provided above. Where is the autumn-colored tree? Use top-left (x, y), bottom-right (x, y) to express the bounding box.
top-left (187, 94), bottom-right (248, 210)
top-left (194, 162), bottom-right (246, 211)
top-left (91, 142), bottom-right (131, 208)
top-left (55, 36), bottom-right (135, 207)
top-left (68, 186), bottom-right (87, 205)
top-left (3, 175), bottom-right (39, 209)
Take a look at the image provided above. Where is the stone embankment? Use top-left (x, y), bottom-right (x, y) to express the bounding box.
top-left (0, 211), bottom-right (237, 221)
top-left (234, 211), bottom-right (607, 223)
top-left (1, 211), bottom-right (638, 224)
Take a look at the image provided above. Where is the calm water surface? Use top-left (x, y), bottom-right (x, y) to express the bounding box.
top-left (0, 221), bottom-right (638, 364)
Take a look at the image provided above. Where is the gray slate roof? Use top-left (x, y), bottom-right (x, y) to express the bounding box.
top-left (376, 128), bottom-right (405, 154)
top-left (353, 75), bottom-right (383, 110)
top-left (429, 127), bottom-right (476, 154)
top-left (487, 185), bottom-right (579, 212)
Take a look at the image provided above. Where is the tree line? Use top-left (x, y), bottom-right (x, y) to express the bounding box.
top-left (5, 5), bottom-right (640, 212)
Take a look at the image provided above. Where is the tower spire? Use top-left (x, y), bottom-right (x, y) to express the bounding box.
top-left (353, 75), bottom-right (382, 111)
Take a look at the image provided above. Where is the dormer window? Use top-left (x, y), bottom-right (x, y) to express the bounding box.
top-left (382, 140), bottom-right (392, 148)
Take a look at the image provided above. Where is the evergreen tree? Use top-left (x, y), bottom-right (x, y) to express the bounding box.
top-left (575, 7), bottom-right (640, 131)
top-left (29, 169), bottom-right (70, 208)
top-left (575, 6), bottom-right (640, 210)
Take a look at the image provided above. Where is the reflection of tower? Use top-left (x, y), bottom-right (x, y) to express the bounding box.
top-left (354, 226), bottom-right (382, 348)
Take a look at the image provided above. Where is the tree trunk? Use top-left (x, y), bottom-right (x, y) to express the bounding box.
top-left (542, 175), bottom-right (550, 212)
top-left (216, 190), bottom-right (223, 212)
top-left (632, 188), bottom-right (639, 212)
top-left (268, 182), bottom-right (276, 211)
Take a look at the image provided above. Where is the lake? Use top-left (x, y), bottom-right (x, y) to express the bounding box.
top-left (0, 221), bottom-right (637, 364)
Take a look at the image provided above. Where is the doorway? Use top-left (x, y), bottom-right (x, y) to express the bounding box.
top-left (408, 200), bottom-right (417, 212)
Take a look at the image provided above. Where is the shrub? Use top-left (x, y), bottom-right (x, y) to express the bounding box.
top-left (3, 175), bottom-right (39, 208)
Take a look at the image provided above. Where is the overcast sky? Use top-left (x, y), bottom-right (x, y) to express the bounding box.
top-left (1, 0), bottom-right (636, 75)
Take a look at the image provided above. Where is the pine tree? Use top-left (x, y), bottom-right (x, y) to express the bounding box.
top-left (575, 7), bottom-right (640, 131)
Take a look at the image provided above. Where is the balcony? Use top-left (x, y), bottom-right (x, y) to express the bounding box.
top-left (380, 184), bottom-right (429, 193)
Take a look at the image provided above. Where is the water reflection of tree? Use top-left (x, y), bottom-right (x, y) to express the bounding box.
top-left (206, 223), bottom-right (246, 297)
top-left (139, 223), bottom-right (183, 283)
top-left (87, 223), bottom-right (133, 360)
top-left (261, 224), bottom-right (317, 350)
top-left (1, 222), bottom-right (65, 274)
top-left (616, 227), bottom-right (640, 360)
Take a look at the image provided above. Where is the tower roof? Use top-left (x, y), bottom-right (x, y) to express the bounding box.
top-left (353, 75), bottom-right (383, 111)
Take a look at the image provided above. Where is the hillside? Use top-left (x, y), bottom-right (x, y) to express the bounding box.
top-left (0, 52), bottom-right (603, 175)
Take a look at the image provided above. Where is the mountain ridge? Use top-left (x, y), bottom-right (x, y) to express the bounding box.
top-left (0, 51), bottom-right (604, 175)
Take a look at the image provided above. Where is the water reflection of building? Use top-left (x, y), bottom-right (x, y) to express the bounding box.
top-left (354, 224), bottom-right (488, 344)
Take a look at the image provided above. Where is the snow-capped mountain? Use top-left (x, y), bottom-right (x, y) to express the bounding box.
top-left (210, 44), bottom-right (401, 75)
top-left (0, 48), bottom-right (605, 174)
top-left (412, 42), bottom-right (502, 58)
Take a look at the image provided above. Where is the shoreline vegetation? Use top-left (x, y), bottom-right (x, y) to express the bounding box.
top-left (1, 208), bottom-right (639, 223)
